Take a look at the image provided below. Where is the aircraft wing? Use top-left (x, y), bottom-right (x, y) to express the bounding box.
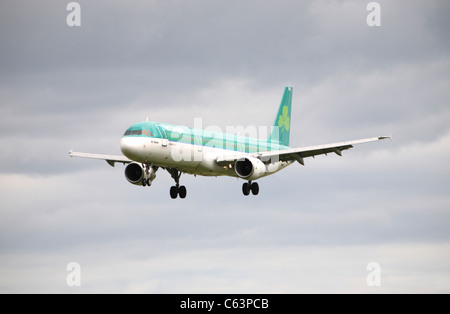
top-left (69, 149), bottom-right (132, 167)
top-left (216, 135), bottom-right (391, 166)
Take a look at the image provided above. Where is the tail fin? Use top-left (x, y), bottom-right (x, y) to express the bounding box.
top-left (269, 86), bottom-right (292, 147)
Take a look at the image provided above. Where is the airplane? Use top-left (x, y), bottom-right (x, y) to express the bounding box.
top-left (69, 87), bottom-right (391, 199)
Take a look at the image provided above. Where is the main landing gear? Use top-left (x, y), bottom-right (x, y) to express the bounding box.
top-left (242, 181), bottom-right (259, 196)
top-left (142, 164), bottom-right (157, 187)
top-left (167, 168), bottom-right (187, 199)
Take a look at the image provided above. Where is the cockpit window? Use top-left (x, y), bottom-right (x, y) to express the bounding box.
top-left (124, 129), bottom-right (154, 136)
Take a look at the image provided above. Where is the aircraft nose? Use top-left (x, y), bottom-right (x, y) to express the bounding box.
top-left (121, 137), bottom-right (138, 159)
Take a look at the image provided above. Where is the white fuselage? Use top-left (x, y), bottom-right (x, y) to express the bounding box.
top-left (120, 136), bottom-right (292, 178)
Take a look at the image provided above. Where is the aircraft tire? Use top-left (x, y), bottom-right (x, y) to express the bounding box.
top-left (242, 183), bottom-right (250, 196)
top-left (170, 186), bottom-right (178, 199)
top-left (179, 186), bottom-right (187, 199)
top-left (251, 182), bottom-right (259, 195)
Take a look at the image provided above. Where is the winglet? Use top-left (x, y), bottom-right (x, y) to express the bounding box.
top-left (378, 134), bottom-right (393, 141)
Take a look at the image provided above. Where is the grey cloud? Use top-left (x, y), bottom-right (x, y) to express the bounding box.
top-left (1, 0), bottom-right (449, 293)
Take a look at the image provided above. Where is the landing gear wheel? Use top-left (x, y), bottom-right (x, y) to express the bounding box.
top-left (168, 169), bottom-right (188, 199)
top-left (178, 186), bottom-right (187, 199)
top-left (242, 182), bottom-right (250, 196)
top-left (251, 182), bottom-right (259, 195)
top-left (170, 186), bottom-right (178, 199)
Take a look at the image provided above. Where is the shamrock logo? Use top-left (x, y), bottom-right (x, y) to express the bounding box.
top-left (277, 105), bottom-right (290, 133)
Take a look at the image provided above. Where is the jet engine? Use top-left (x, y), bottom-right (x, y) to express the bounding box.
top-left (234, 157), bottom-right (267, 180)
top-left (124, 163), bottom-right (156, 186)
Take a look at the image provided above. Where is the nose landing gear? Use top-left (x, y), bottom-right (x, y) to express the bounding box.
top-left (141, 164), bottom-right (157, 187)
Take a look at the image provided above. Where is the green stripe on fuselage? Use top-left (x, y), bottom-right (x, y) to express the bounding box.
top-left (123, 121), bottom-right (290, 153)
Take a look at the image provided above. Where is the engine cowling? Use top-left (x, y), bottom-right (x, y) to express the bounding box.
top-left (124, 163), bottom-right (144, 185)
top-left (125, 163), bottom-right (157, 186)
top-left (234, 157), bottom-right (267, 180)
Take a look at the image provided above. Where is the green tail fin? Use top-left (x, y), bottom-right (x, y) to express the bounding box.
top-left (269, 87), bottom-right (292, 147)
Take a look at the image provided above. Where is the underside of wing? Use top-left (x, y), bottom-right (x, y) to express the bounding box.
top-left (216, 153), bottom-right (252, 167)
top-left (215, 136), bottom-right (391, 166)
top-left (257, 136), bottom-right (391, 165)
top-left (69, 149), bottom-right (132, 167)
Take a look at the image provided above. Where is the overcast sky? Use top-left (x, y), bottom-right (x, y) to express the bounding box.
top-left (1, 0), bottom-right (449, 293)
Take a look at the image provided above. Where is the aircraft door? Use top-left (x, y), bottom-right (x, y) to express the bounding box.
top-left (156, 124), bottom-right (168, 147)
